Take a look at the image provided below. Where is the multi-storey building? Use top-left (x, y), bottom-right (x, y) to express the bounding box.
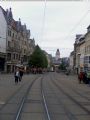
top-left (73, 25), bottom-right (90, 73)
top-left (0, 6), bottom-right (7, 71)
top-left (73, 34), bottom-right (85, 74)
top-left (84, 25), bottom-right (90, 70)
top-left (0, 6), bottom-right (35, 72)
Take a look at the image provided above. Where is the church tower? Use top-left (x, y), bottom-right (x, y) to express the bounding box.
top-left (55, 49), bottom-right (60, 60)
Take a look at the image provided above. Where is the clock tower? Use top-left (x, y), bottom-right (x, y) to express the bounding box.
top-left (55, 49), bottom-right (60, 60)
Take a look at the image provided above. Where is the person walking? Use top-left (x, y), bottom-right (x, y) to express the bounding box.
top-left (78, 71), bottom-right (84, 84)
top-left (83, 71), bottom-right (88, 84)
top-left (14, 68), bottom-right (20, 84)
top-left (19, 68), bottom-right (24, 82)
top-left (87, 70), bottom-right (90, 85)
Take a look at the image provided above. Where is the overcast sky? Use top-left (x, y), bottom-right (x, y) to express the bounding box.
top-left (0, 1), bottom-right (90, 57)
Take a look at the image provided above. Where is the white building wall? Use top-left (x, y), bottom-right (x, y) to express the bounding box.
top-left (0, 7), bottom-right (7, 53)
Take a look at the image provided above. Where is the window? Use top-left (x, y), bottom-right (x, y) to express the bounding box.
top-left (19, 54), bottom-right (20, 60)
top-left (16, 54), bottom-right (18, 59)
top-left (13, 53), bottom-right (15, 59)
top-left (89, 56), bottom-right (90, 63)
top-left (10, 31), bottom-right (11, 36)
top-left (12, 33), bottom-right (14, 38)
top-left (8, 30), bottom-right (9, 36)
top-left (84, 56), bottom-right (88, 64)
top-left (7, 53), bottom-right (11, 61)
top-left (8, 41), bottom-right (11, 47)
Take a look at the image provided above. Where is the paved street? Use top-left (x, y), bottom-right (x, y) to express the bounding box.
top-left (0, 72), bottom-right (90, 120)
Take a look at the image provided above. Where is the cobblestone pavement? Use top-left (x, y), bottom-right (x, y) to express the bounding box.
top-left (0, 72), bottom-right (90, 120)
top-left (0, 74), bottom-right (37, 106)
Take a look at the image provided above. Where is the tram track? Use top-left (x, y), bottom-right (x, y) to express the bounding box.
top-left (15, 76), bottom-right (37, 120)
top-left (0, 76), bottom-right (35, 111)
top-left (50, 73), bottom-right (90, 115)
top-left (43, 74), bottom-right (78, 120)
top-left (41, 76), bottom-right (51, 120)
top-left (0, 75), bottom-right (40, 120)
top-left (54, 73), bottom-right (90, 101)
top-left (15, 75), bottom-right (51, 120)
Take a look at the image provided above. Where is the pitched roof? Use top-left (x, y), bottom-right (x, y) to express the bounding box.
top-left (0, 6), bottom-right (7, 22)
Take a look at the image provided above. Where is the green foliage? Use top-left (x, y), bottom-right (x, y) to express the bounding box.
top-left (58, 62), bottom-right (66, 70)
top-left (28, 45), bottom-right (48, 68)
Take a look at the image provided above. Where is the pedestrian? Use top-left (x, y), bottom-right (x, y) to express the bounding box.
top-left (14, 68), bottom-right (20, 84)
top-left (78, 71), bottom-right (84, 84)
top-left (19, 68), bottom-right (24, 82)
top-left (83, 71), bottom-right (88, 84)
top-left (87, 71), bottom-right (90, 85)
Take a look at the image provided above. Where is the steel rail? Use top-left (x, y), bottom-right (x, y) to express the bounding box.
top-left (54, 73), bottom-right (90, 101)
top-left (41, 77), bottom-right (51, 120)
top-left (52, 78), bottom-right (90, 115)
top-left (15, 76), bottom-right (40, 120)
top-left (48, 75), bottom-right (77, 120)
top-left (0, 80), bottom-right (28, 111)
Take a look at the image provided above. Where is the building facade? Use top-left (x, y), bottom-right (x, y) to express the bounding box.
top-left (84, 25), bottom-right (90, 71)
top-left (73, 25), bottom-right (90, 73)
top-left (69, 51), bottom-right (74, 71)
top-left (0, 6), bottom-right (35, 72)
top-left (73, 34), bottom-right (85, 74)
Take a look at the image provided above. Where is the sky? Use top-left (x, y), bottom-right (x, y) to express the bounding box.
top-left (0, 1), bottom-right (90, 57)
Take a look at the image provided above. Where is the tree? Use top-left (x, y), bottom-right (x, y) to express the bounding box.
top-left (58, 60), bottom-right (66, 70)
top-left (28, 45), bottom-right (48, 68)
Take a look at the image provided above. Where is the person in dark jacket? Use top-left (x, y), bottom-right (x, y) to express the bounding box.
top-left (87, 71), bottom-right (90, 84)
top-left (83, 71), bottom-right (88, 84)
top-left (19, 68), bottom-right (24, 82)
top-left (14, 68), bottom-right (20, 84)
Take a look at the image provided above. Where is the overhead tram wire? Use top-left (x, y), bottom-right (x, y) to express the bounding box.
top-left (64, 9), bottom-right (90, 40)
